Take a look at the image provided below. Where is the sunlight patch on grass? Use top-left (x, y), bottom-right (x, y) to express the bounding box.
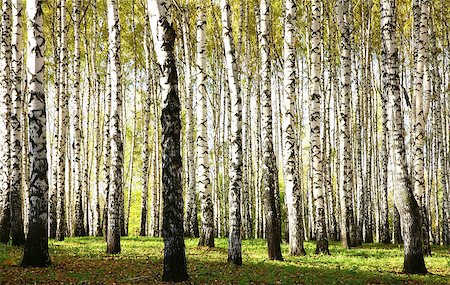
top-left (0, 237), bottom-right (449, 284)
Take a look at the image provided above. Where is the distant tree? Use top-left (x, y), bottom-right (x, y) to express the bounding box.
top-left (91, 0), bottom-right (103, 238)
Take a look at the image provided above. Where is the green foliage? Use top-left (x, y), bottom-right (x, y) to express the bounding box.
top-left (1, 238), bottom-right (449, 284)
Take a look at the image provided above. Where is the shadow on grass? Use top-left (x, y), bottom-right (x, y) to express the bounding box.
top-left (0, 238), bottom-right (449, 285)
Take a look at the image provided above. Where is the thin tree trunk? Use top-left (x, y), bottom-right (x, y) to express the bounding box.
top-left (48, 1), bottom-right (60, 240)
top-left (56, 0), bottom-right (68, 242)
top-left (72, 0), bottom-right (85, 238)
top-left (181, 7), bottom-right (198, 238)
top-left (140, 16), bottom-right (152, 237)
top-left (310, 0), bottom-right (329, 254)
top-left (221, 0), bottom-right (243, 265)
top-left (106, 0), bottom-right (122, 254)
top-left (92, 0), bottom-right (102, 238)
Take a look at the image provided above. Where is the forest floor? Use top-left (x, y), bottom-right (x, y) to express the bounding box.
top-left (0, 237), bottom-right (449, 284)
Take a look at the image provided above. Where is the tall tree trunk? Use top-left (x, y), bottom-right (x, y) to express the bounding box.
top-left (72, 0), bottom-right (85, 238)
top-left (336, 0), bottom-right (356, 249)
top-left (283, 0), bottom-right (305, 256)
top-left (442, 109), bottom-right (449, 245)
top-left (92, 0), bottom-right (102, 237)
top-left (106, 0), bottom-right (122, 254)
top-left (412, 0), bottom-right (431, 256)
top-left (56, 0), bottom-right (68, 242)
top-left (149, 0), bottom-right (189, 281)
top-left (140, 17), bottom-right (152, 237)
top-left (310, 0), bottom-right (329, 254)
top-left (21, 0), bottom-right (51, 267)
top-left (260, 0), bottom-right (283, 261)
top-left (181, 8), bottom-right (198, 239)
top-left (102, 65), bottom-right (111, 239)
top-left (150, 130), bottom-right (160, 237)
top-left (48, 1), bottom-right (60, 240)
top-left (380, 0), bottom-right (427, 274)
top-left (221, 0), bottom-right (243, 265)
top-left (195, 8), bottom-right (214, 248)
top-left (10, 0), bottom-right (24, 246)
top-left (0, 0), bottom-right (12, 244)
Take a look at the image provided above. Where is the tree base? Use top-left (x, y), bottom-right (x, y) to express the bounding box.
top-left (56, 233), bottom-right (65, 242)
top-left (315, 240), bottom-right (330, 255)
top-left (106, 243), bottom-right (121, 254)
top-left (291, 245), bottom-right (306, 256)
top-left (198, 230), bottom-right (215, 248)
top-left (403, 253), bottom-right (427, 274)
top-left (163, 247), bottom-right (189, 282)
top-left (228, 254), bottom-right (242, 266)
top-left (21, 248), bottom-right (51, 268)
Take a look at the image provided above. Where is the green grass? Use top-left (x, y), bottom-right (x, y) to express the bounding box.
top-left (0, 237), bottom-right (449, 284)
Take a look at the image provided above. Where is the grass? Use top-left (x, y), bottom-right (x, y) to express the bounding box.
top-left (0, 237), bottom-right (449, 284)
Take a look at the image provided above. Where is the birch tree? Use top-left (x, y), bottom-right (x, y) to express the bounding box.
top-left (283, 0), bottom-right (306, 256)
top-left (106, 0), bottom-right (122, 254)
top-left (260, 0), bottom-right (283, 261)
top-left (412, 0), bottom-right (431, 256)
top-left (310, 0), bottom-right (329, 255)
top-left (336, 0), bottom-right (356, 248)
top-left (21, 0), bottom-right (51, 267)
top-left (149, 0), bottom-right (189, 281)
top-left (56, 0), bottom-right (68, 241)
top-left (181, 8), bottom-right (199, 238)
top-left (221, 0), bottom-right (243, 265)
top-left (72, 0), bottom-right (85, 237)
top-left (10, 0), bottom-right (24, 246)
top-left (140, 14), bottom-right (151, 237)
top-left (380, 0), bottom-right (427, 273)
top-left (0, 0), bottom-right (12, 244)
top-left (196, 7), bottom-right (214, 248)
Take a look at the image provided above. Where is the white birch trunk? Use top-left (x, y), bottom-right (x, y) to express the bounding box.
top-left (21, 0), bottom-right (51, 267)
top-left (283, 0), bottom-right (305, 256)
top-left (106, 0), bottom-right (122, 254)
